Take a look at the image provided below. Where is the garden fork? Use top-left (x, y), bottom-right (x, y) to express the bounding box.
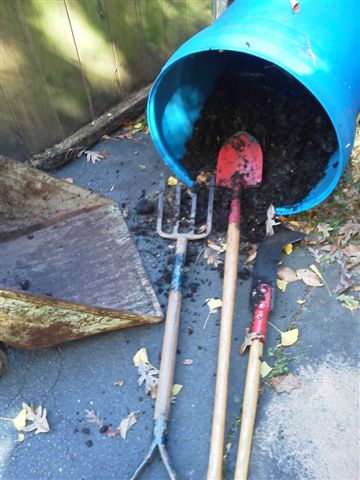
top-left (131, 175), bottom-right (214, 480)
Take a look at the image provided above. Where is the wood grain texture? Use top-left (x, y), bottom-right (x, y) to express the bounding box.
top-left (28, 84), bottom-right (151, 171)
top-left (0, 0), bottom-right (212, 161)
top-left (207, 222), bottom-right (241, 480)
top-left (0, 156), bottom-right (163, 349)
top-left (234, 340), bottom-right (264, 480)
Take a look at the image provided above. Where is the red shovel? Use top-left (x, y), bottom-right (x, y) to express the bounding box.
top-left (207, 132), bottom-right (263, 480)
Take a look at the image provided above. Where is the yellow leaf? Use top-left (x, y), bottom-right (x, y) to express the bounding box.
top-left (284, 243), bottom-right (293, 255)
top-left (139, 164), bottom-right (146, 170)
top-left (13, 408), bottom-right (27, 431)
top-left (17, 433), bottom-right (25, 442)
top-left (134, 122), bottom-right (143, 129)
top-left (167, 176), bottom-right (177, 186)
top-left (288, 220), bottom-right (300, 227)
top-left (296, 268), bottom-right (323, 287)
top-left (280, 328), bottom-right (299, 347)
top-left (133, 348), bottom-right (149, 367)
top-left (277, 279), bottom-right (288, 292)
top-left (172, 384), bottom-right (183, 396)
top-left (310, 264), bottom-right (322, 279)
top-left (206, 298), bottom-right (223, 312)
top-left (297, 298), bottom-right (305, 305)
top-left (261, 361), bottom-right (273, 378)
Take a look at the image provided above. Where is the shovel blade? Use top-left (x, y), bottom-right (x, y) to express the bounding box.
top-left (216, 132), bottom-right (263, 189)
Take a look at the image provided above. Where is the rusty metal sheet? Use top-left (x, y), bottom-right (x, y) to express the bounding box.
top-left (0, 155), bottom-right (163, 349)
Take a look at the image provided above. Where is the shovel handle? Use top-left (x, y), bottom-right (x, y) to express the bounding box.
top-left (207, 195), bottom-right (241, 480)
top-left (234, 284), bottom-right (272, 480)
top-left (154, 235), bottom-right (188, 421)
top-left (234, 340), bottom-right (263, 480)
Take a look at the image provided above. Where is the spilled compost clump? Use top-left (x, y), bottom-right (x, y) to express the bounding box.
top-left (181, 59), bottom-right (337, 242)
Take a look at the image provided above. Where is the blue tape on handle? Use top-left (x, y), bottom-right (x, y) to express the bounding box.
top-left (171, 253), bottom-right (185, 292)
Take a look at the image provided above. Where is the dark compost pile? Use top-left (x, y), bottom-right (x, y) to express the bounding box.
top-left (181, 57), bottom-right (338, 242)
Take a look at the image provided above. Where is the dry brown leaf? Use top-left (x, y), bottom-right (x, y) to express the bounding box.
top-left (137, 360), bottom-right (159, 399)
top-left (22, 403), bottom-right (50, 434)
top-left (339, 222), bottom-right (360, 243)
top-left (342, 244), bottom-right (360, 259)
top-left (265, 204), bottom-right (280, 236)
top-left (334, 261), bottom-right (353, 294)
top-left (204, 247), bottom-right (222, 267)
top-left (207, 239), bottom-right (226, 253)
top-left (296, 268), bottom-right (323, 287)
top-left (118, 411), bottom-right (139, 439)
top-left (85, 409), bottom-right (103, 427)
top-left (278, 266), bottom-right (299, 283)
top-left (317, 223), bottom-right (333, 240)
top-left (270, 373), bottom-right (301, 394)
top-left (244, 244), bottom-right (257, 265)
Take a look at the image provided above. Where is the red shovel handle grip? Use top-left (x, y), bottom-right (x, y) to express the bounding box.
top-left (251, 283), bottom-right (272, 340)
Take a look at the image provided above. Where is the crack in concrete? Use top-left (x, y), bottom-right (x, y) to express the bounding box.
top-left (44, 347), bottom-right (64, 403)
top-left (5, 353), bottom-right (36, 408)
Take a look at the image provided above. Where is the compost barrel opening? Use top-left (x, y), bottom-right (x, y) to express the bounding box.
top-left (147, 0), bottom-right (359, 216)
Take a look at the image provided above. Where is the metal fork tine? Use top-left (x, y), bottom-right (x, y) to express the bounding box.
top-left (157, 174), bottom-right (166, 236)
top-left (205, 176), bottom-right (215, 236)
top-left (174, 180), bottom-right (182, 234)
top-left (190, 191), bottom-right (197, 233)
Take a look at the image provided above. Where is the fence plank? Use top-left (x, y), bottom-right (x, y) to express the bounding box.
top-left (64, 0), bottom-right (121, 115)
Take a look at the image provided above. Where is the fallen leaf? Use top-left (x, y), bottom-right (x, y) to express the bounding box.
top-left (296, 268), bottom-right (323, 287)
top-left (317, 223), bottom-right (333, 240)
top-left (64, 177), bottom-right (74, 184)
top-left (207, 239), bottom-right (226, 253)
top-left (310, 264), bottom-right (331, 296)
top-left (342, 244), bottom-right (360, 259)
top-left (99, 149), bottom-right (109, 158)
top-left (280, 328), bottom-right (299, 347)
top-left (278, 266), bottom-right (298, 283)
top-left (137, 360), bottom-right (159, 399)
top-left (139, 164), bottom-right (146, 170)
top-left (270, 373), bottom-right (301, 393)
top-left (118, 411), bottom-right (139, 439)
top-left (206, 298), bottom-right (223, 311)
top-left (297, 298), bottom-right (306, 305)
top-left (85, 409), bottom-right (103, 427)
top-left (203, 298), bottom-right (223, 329)
top-left (134, 122), bottom-right (143, 129)
top-left (336, 294), bottom-right (359, 311)
top-left (167, 176), bottom-right (177, 186)
top-left (17, 433), bottom-right (25, 442)
top-left (308, 247), bottom-right (324, 264)
top-left (182, 359), bottom-right (193, 366)
top-left (284, 243), bottom-right (293, 255)
top-left (13, 408), bottom-right (27, 431)
top-left (261, 361), bottom-right (273, 378)
top-left (171, 384), bottom-right (183, 396)
top-left (244, 244), bottom-right (257, 265)
top-left (22, 403), bottom-right (50, 434)
top-left (265, 204), bottom-right (280, 236)
top-left (277, 279), bottom-right (288, 292)
top-left (101, 134), bottom-right (111, 141)
top-left (114, 380), bottom-right (124, 387)
top-left (204, 247), bottom-right (222, 267)
top-left (334, 261), bottom-right (352, 294)
top-left (84, 150), bottom-right (105, 164)
top-left (339, 222), bottom-right (360, 243)
top-left (133, 347), bottom-right (150, 367)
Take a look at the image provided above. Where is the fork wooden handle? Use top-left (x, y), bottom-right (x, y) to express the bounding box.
top-left (154, 235), bottom-right (187, 421)
top-left (207, 196), bottom-right (241, 480)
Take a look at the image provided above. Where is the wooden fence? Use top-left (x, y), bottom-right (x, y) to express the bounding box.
top-left (0, 0), bottom-right (212, 161)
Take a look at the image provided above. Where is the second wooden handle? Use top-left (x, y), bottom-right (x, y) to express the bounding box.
top-left (207, 221), bottom-right (240, 480)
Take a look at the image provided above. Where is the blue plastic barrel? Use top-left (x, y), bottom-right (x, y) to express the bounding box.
top-left (147, 0), bottom-right (360, 214)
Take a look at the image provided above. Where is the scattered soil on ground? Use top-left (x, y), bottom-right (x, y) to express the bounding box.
top-left (182, 56), bottom-right (337, 242)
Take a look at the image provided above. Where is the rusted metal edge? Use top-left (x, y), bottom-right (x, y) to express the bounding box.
top-left (0, 288), bottom-right (163, 350)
